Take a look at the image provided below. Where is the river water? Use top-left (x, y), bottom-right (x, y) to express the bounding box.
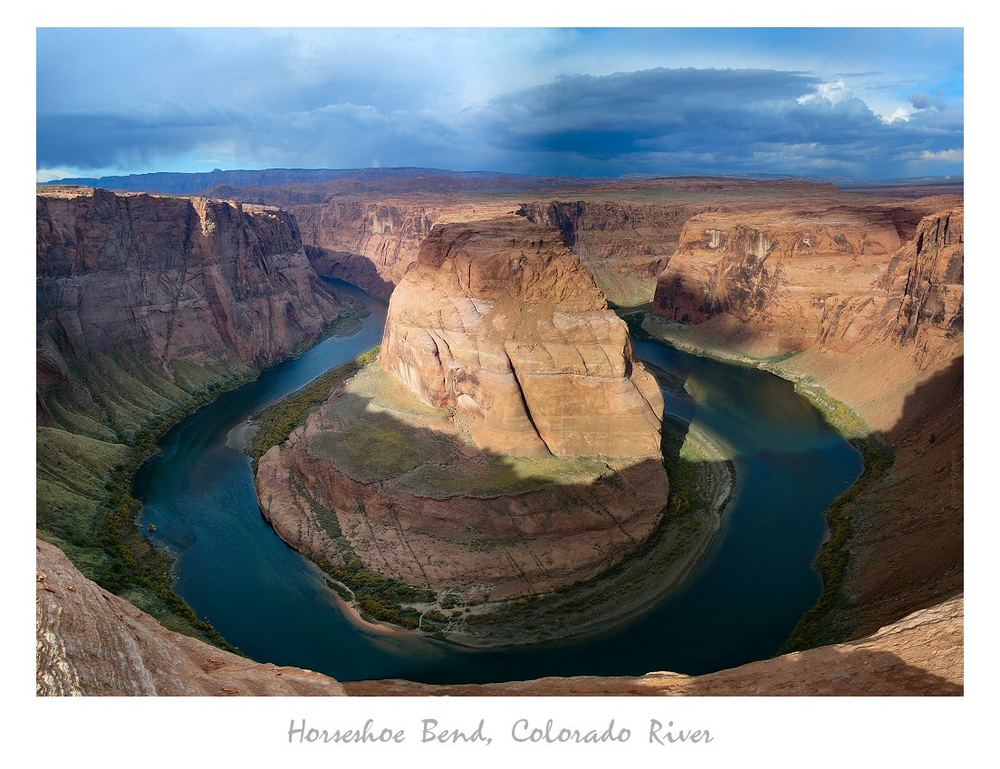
top-left (135, 280), bottom-right (863, 683)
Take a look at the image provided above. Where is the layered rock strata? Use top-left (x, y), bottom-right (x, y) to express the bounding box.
top-left (647, 205), bottom-right (964, 644)
top-left (517, 200), bottom-right (718, 306)
top-left (293, 199), bottom-right (517, 300)
top-left (36, 539), bottom-right (345, 696)
top-left (36, 186), bottom-right (348, 643)
top-left (37, 186), bottom-right (343, 425)
top-left (379, 217), bottom-right (665, 458)
top-left (256, 217), bottom-right (669, 601)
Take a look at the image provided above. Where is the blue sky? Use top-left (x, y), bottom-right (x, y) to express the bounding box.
top-left (36, 28), bottom-right (964, 180)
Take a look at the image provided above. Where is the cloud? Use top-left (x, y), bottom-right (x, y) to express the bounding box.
top-left (921, 148), bottom-right (964, 161)
top-left (461, 68), bottom-right (963, 177)
top-left (36, 30), bottom-right (964, 180)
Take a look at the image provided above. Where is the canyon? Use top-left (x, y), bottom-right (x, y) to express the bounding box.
top-left (645, 201), bottom-right (963, 644)
top-left (35, 170), bottom-right (964, 696)
top-left (36, 186), bottom-right (357, 641)
top-left (255, 217), bottom-right (670, 607)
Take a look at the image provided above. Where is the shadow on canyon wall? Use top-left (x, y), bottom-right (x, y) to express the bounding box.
top-left (624, 310), bottom-right (963, 652)
top-left (816, 356), bottom-right (964, 642)
top-left (788, 354), bottom-right (963, 649)
top-left (307, 246), bottom-right (395, 301)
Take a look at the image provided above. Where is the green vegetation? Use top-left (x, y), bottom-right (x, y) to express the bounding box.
top-left (308, 409), bottom-right (451, 482)
top-left (37, 353), bottom-right (257, 648)
top-left (251, 347), bottom-right (442, 630)
top-left (37, 300), bottom-right (366, 650)
top-left (313, 555), bottom-right (434, 629)
top-left (783, 434), bottom-right (893, 651)
top-left (402, 453), bottom-right (609, 498)
top-left (249, 347), bottom-right (380, 466)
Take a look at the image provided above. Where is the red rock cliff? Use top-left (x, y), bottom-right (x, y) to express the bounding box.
top-left (37, 187), bottom-right (344, 428)
top-left (380, 217), bottom-right (665, 458)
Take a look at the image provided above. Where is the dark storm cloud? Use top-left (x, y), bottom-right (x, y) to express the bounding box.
top-left (465, 68), bottom-right (962, 177)
top-left (37, 109), bottom-right (239, 169)
top-left (36, 29), bottom-right (964, 180)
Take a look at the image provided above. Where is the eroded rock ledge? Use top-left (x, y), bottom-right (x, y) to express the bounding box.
top-left (36, 539), bottom-right (345, 696)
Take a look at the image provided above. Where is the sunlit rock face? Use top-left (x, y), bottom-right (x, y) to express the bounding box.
top-left (256, 216), bottom-right (670, 602)
top-left (379, 217), bottom-right (665, 459)
top-left (647, 202), bottom-right (965, 646)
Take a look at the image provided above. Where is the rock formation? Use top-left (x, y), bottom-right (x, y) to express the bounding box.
top-left (36, 186), bottom-right (350, 645)
top-left (292, 198), bottom-right (518, 300)
top-left (652, 207), bottom-right (908, 351)
top-left (650, 202), bottom-right (963, 370)
top-left (37, 187), bottom-right (344, 428)
top-left (36, 539), bottom-right (345, 696)
top-left (380, 217), bottom-right (664, 458)
top-left (36, 536), bottom-right (961, 696)
top-left (647, 202), bottom-right (964, 645)
top-left (256, 217), bottom-right (669, 602)
top-left (517, 200), bottom-right (718, 306)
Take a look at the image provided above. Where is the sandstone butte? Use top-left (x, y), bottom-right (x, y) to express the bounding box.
top-left (35, 538), bottom-right (963, 696)
top-left (255, 216), bottom-right (670, 601)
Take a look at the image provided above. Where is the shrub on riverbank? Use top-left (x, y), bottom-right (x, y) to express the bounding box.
top-left (249, 347), bottom-right (380, 466)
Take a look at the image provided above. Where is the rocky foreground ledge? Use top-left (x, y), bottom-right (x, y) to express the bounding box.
top-left (36, 538), bottom-right (962, 696)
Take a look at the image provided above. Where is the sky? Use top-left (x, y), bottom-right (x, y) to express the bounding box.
top-left (36, 28), bottom-right (964, 181)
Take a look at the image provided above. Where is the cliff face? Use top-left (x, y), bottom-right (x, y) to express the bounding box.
top-left (256, 218), bottom-right (669, 603)
top-left (296, 197), bottom-right (715, 308)
top-left (36, 187), bottom-right (348, 646)
top-left (36, 535), bottom-right (961, 696)
top-left (293, 199), bottom-right (518, 300)
top-left (37, 187), bottom-right (342, 424)
top-left (881, 209), bottom-right (964, 358)
top-left (647, 204), bottom-right (964, 646)
top-left (651, 207), bottom-right (908, 352)
top-left (293, 200), bottom-right (436, 299)
top-left (380, 217), bottom-right (665, 458)
top-left (517, 200), bottom-right (717, 306)
top-left (650, 204), bottom-right (963, 369)
top-left (35, 539), bottom-right (345, 696)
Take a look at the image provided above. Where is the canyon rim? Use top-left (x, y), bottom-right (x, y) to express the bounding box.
top-left (33, 26), bottom-right (964, 704)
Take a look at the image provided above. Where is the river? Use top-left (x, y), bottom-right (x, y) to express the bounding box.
top-left (134, 279), bottom-right (863, 684)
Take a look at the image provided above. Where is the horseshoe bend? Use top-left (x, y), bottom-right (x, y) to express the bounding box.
top-left (34, 173), bottom-right (963, 694)
top-left (254, 216), bottom-right (673, 616)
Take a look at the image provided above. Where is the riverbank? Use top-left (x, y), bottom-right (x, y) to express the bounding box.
top-left (441, 419), bottom-right (736, 648)
top-left (635, 313), bottom-right (893, 651)
top-left (37, 285), bottom-right (369, 650)
top-left (249, 342), bottom-right (736, 648)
